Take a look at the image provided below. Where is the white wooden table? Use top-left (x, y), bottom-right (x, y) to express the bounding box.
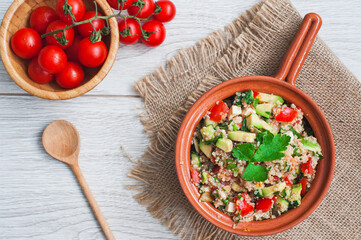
top-left (0, 1), bottom-right (360, 239)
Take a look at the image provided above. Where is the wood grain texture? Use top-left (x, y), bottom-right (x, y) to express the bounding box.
top-left (0, 0), bottom-right (360, 239)
top-left (0, 0), bottom-right (360, 96)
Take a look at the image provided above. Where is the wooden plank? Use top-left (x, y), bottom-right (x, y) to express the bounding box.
top-left (0, 0), bottom-right (360, 96)
top-left (0, 96), bottom-right (175, 239)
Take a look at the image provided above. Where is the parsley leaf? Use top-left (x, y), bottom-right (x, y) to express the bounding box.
top-left (256, 129), bottom-right (272, 144)
top-left (244, 90), bottom-right (254, 104)
top-left (232, 143), bottom-right (255, 161)
top-left (226, 163), bottom-right (237, 169)
top-left (253, 134), bottom-right (291, 162)
top-left (242, 164), bottom-right (269, 182)
top-left (291, 127), bottom-right (303, 139)
top-left (240, 119), bottom-right (249, 132)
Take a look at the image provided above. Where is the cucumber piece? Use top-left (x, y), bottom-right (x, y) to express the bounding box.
top-left (289, 183), bottom-right (302, 208)
top-left (276, 196), bottom-right (289, 212)
top-left (258, 93), bottom-right (284, 104)
top-left (200, 141), bottom-right (212, 158)
top-left (301, 139), bottom-right (321, 152)
top-left (191, 153), bottom-right (201, 167)
top-left (256, 103), bottom-right (274, 118)
top-left (246, 114), bottom-right (275, 133)
top-left (201, 172), bottom-right (208, 184)
top-left (254, 189), bottom-right (264, 198)
top-left (262, 182), bottom-right (286, 197)
top-left (204, 118), bottom-right (217, 127)
top-left (200, 125), bottom-right (216, 141)
top-left (228, 131), bottom-right (256, 143)
top-left (280, 186), bottom-right (292, 199)
top-left (216, 138), bottom-right (233, 152)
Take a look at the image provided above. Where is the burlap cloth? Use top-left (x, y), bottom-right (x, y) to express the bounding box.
top-left (129, 0), bottom-right (361, 239)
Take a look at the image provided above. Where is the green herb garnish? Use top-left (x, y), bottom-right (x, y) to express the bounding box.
top-left (226, 163), bottom-right (237, 169)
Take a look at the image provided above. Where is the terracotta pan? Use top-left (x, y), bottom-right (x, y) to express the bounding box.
top-left (175, 13), bottom-right (335, 236)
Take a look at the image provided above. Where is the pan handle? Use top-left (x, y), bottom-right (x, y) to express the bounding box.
top-left (274, 13), bottom-right (322, 85)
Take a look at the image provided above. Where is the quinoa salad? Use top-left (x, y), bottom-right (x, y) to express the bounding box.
top-left (190, 90), bottom-right (323, 224)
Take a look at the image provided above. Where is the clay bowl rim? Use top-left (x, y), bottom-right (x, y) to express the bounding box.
top-left (175, 75), bottom-right (335, 236)
top-left (0, 0), bottom-right (119, 100)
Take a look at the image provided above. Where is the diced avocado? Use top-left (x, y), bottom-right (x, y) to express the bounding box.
top-left (262, 182), bottom-right (287, 197)
top-left (246, 114), bottom-right (275, 134)
top-left (254, 189), bottom-right (264, 198)
top-left (200, 141), bottom-right (212, 158)
top-left (289, 183), bottom-right (302, 208)
top-left (256, 103), bottom-right (274, 118)
top-left (258, 93), bottom-right (284, 104)
top-left (216, 138), bottom-right (233, 152)
top-left (191, 153), bottom-right (201, 167)
top-left (276, 196), bottom-right (289, 212)
top-left (193, 137), bottom-right (200, 153)
top-left (204, 118), bottom-right (217, 127)
top-left (228, 131), bottom-right (256, 143)
top-left (200, 125), bottom-right (216, 141)
top-left (301, 139), bottom-right (321, 152)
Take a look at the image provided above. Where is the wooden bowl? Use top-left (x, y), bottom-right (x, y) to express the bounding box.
top-left (0, 0), bottom-right (119, 100)
top-left (175, 13), bottom-right (335, 235)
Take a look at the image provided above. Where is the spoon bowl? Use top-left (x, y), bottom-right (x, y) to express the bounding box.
top-left (42, 120), bottom-right (80, 165)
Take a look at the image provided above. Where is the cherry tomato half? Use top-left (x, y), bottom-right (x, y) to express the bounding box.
top-left (118, 18), bottom-right (141, 45)
top-left (299, 178), bottom-right (308, 196)
top-left (38, 45), bottom-right (67, 74)
top-left (78, 38), bottom-right (107, 68)
top-left (55, 62), bottom-right (84, 89)
top-left (127, 0), bottom-right (155, 18)
top-left (283, 175), bottom-right (293, 186)
top-left (255, 198), bottom-right (275, 212)
top-left (301, 157), bottom-right (314, 175)
top-left (191, 170), bottom-right (200, 184)
top-left (77, 11), bottom-right (106, 37)
top-left (235, 193), bottom-right (254, 217)
top-left (107, 0), bottom-right (134, 10)
top-left (208, 101), bottom-right (229, 123)
top-left (141, 20), bottom-right (166, 47)
top-left (275, 106), bottom-right (298, 122)
top-left (30, 6), bottom-right (59, 35)
top-left (28, 57), bottom-right (54, 84)
top-left (154, 0), bottom-right (176, 22)
top-left (56, 0), bottom-right (85, 24)
top-left (45, 20), bottom-right (74, 49)
top-left (11, 28), bottom-right (42, 59)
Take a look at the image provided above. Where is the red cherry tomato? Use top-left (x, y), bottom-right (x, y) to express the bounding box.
top-left (154, 0), bottom-right (176, 22)
top-left (191, 170), bottom-right (200, 184)
top-left (65, 35), bottom-right (81, 62)
top-left (38, 45), bottom-right (67, 74)
top-left (118, 18), bottom-right (141, 45)
top-left (45, 20), bottom-right (74, 49)
top-left (30, 6), bottom-right (59, 35)
top-left (235, 193), bottom-right (254, 217)
top-left (275, 107), bottom-right (298, 122)
top-left (56, 0), bottom-right (85, 24)
top-left (255, 198), bottom-right (274, 212)
top-left (283, 175), bottom-right (293, 186)
top-left (141, 20), bottom-right (166, 47)
top-left (107, 0), bottom-right (134, 10)
top-left (253, 91), bottom-right (260, 98)
top-left (55, 62), bottom-right (84, 89)
top-left (77, 11), bottom-right (106, 37)
top-left (301, 157), bottom-right (314, 175)
top-left (208, 101), bottom-right (229, 123)
top-left (78, 38), bottom-right (107, 68)
top-left (299, 178), bottom-right (308, 196)
top-left (127, 0), bottom-right (155, 18)
top-left (11, 28), bottom-right (42, 59)
top-left (28, 57), bottom-right (54, 84)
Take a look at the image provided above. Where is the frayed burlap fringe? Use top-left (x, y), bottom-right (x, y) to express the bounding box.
top-left (129, 0), bottom-right (361, 239)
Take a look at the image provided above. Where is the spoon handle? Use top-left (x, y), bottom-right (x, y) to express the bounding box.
top-left (71, 164), bottom-right (115, 240)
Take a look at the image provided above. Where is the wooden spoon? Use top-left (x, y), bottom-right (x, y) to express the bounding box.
top-left (42, 120), bottom-right (115, 240)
